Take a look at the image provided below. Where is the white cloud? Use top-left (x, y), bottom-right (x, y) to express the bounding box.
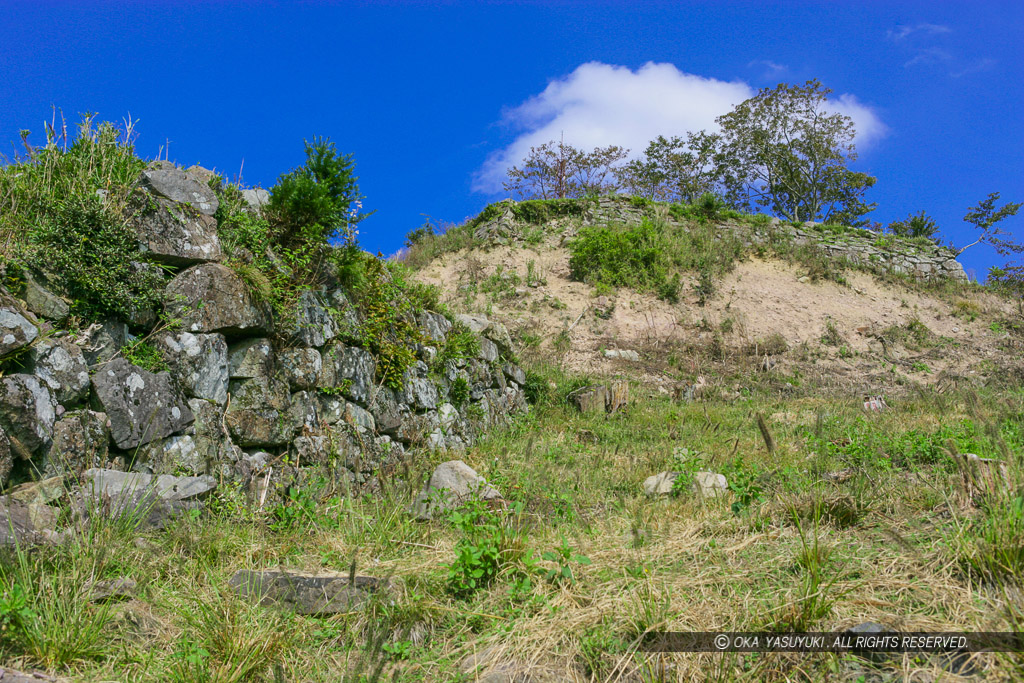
top-left (473, 62), bottom-right (887, 194)
top-left (951, 58), bottom-right (996, 78)
top-left (887, 23), bottom-right (951, 41)
top-left (748, 59), bottom-right (788, 78)
top-left (904, 47), bottom-right (954, 67)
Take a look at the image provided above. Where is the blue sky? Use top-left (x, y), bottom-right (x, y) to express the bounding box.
top-left (1, 0), bottom-right (1021, 280)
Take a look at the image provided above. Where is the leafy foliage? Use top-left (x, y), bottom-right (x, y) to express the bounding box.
top-left (714, 79), bottom-right (877, 224)
top-left (887, 210), bottom-right (939, 239)
top-left (266, 136), bottom-right (364, 248)
top-left (0, 114), bottom-right (163, 320)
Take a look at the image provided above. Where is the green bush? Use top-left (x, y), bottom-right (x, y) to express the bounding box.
top-left (267, 136), bottom-right (363, 249)
top-left (0, 115), bottom-right (163, 320)
top-left (568, 219), bottom-right (673, 297)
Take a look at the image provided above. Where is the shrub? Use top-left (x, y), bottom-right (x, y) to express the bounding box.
top-left (887, 210), bottom-right (939, 240)
top-left (568, 219), bottom-right (674, 298)
top-left (0, 114), bottom-right (163, 320)
top-left (267, 136), bottom-right (364, 249)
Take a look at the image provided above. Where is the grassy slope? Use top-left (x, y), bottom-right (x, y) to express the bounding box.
top-left (2, 376), bottom-right (1022, 681)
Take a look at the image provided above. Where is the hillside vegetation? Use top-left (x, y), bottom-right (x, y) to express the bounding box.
top-left (0, 116), bottom-right (1021, 683)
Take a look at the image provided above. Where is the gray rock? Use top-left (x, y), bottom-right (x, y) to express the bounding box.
top-left (0, 496), bottom-right (57, 546)
top-left (165, 264), bottom-right (273, 337)
top-left (604, 349), bottom-right (640, 361)
top-left (138, 167), bottom-right (219, 215)
top-left (0, 428), bottom-right (11, 486)
top-left (567, 385), bottom-right (608, 414)
top-left (287, 390), bottom-right (320, 435)
top-left (343, 402), bottom-right (376, 432)
top-left (186, 398), bottom-right (238, 470)
top-left (241, 188), bottom-right (270, 213)
top-left (77, 319), bottom-right (129, 366)
top-left (88, 577), bottom-right (138, 603)
top-left (76, 467), bottom-right (215, 529)
top-left (5, 476), bottom-right (66, 507)
top-left (643, 471), bottom-right (677, 496)
top-left (27, 337), bottom-right (90, 406)
top-left (502, 363), bottom-right (526, 386)
top-left (285, 290), bottom-right (338, 348)
top-left (0, 667), bottom-right (65, 682)
top-left (228, 338), bottom-right (275, 378)
top-left (278, 347), bottom-right (322, 391)
top-left (20, 271), bottom-right (69, 322)
top-left (224, 376), bottom-right (293, 447)
top-left (455, 313), bottom-right (489, 335)
top-left (132, 195), bottom-right (224, 265)
top-left (135, 435), bottom-right (205, 476)
top-left (408, 460), bottom-right (501, 520)
top-left (90, 359), bottom-right (194, 450)
top-left (0, 303), bottom-right (38, 356)
top-left (401, 375), bottom-right (438, 411)
top-left (478, 338), bottom-right (499, 362)
top-left (229, 570), bottom-right (391, 615)
top-left (0, 374), bottom-right (57, 459)
top-left (325, 345), bottom-right (376, 405)
top-left (44, 410), bottom-right (111, 477)
top-left (418, 311), bottom-right (452, 343)
top-left (154, 331), bottom-right (229, 405)
top-left (642, 471), bottom-right (728, 498)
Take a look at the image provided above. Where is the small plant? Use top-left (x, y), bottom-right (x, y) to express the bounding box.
top-left (446, 497), bottom-right (526, 598)
top-left (122, 338), bottom-right (168, 372)
top-left (541, 536), bottom-right (592, 585)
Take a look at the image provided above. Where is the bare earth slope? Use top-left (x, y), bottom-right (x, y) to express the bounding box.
top-left (413, 229), bottom-right (1021, 395)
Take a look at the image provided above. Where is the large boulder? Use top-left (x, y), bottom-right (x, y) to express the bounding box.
top-left (138, 166), bottom-right (219, 215)
top-left (187, 398), bottom-right (239, 474)
top-left (20, 270), bottom-right (69, 322)
top-left (228, 337), bottom-right (275, 378)
top-left (90, 358), bottom-right (194, 450)
top-left (132, 195), bottom-right (224, 266)
top-left (224, 376), bottom-right (294, 447)
top-left (135, 435), bottom-right (205, 475)
top-left (324, 345), bottom-right (376, 405)
top-left (285, 290), bottom-right (338, 348)
top-left (153, 331), bottom-right (229, 404)
top-left (0, 496), bottom-right (57, 546)
top-left (27, 337), bottom-right (90, 406)
top-left (408, 460), bottom-right (501, 520)
top-left (75, 467), bottom-right (215, 530)
top-left (241, 188), bottom-right (270, 213)
top-left (0, 374), bottom-right (57, 459)
top-left (44, 410), bottom-right (111, 477)
top-left (164, 264), bottom-right (272, 337)
top-left (278, 348), bottom-right (323, 391)
top-left (0, 301), bottom-right (38, 357)
top-left (418, 311), bottom-right (452, 343)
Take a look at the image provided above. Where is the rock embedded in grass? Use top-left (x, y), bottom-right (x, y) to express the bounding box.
top-left (408, 460), bottom-right (502, 520)
top-left (643, 470), bottom-right (729, 498)
top-left (228, 570), bottom-right (391, 615)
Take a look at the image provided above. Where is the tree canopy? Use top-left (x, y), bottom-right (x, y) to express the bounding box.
top-left (715, 79), bottom-right (876, 225)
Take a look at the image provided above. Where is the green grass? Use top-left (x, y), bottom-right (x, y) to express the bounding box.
top-left (8, 369), bottom-right (1021, 681)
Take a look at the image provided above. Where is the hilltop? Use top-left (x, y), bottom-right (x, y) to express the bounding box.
top-left (405, 195), bottom-right (1022, 397)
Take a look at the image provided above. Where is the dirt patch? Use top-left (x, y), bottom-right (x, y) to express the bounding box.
top-left (411, 233), bottom-right (1021, 392)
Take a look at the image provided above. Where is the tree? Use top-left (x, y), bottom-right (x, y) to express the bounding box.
top-left (958, 192), bottom-right (1022, 294)
top-left (268, 136), bottom-right (366, 248)
top-left (503, 138), bottom-right (628, 200)
top-left (615, 132), bottom-right (725, 204)
top-left (715, 79), bottom-right (876, 225)
top-left (887, 210), bottom-right (939, 239)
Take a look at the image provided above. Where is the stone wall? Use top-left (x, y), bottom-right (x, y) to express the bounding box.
top-left (586, 195), bottom-right (967, 282)
top-left (0, 164), bottom-right (528, 499)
